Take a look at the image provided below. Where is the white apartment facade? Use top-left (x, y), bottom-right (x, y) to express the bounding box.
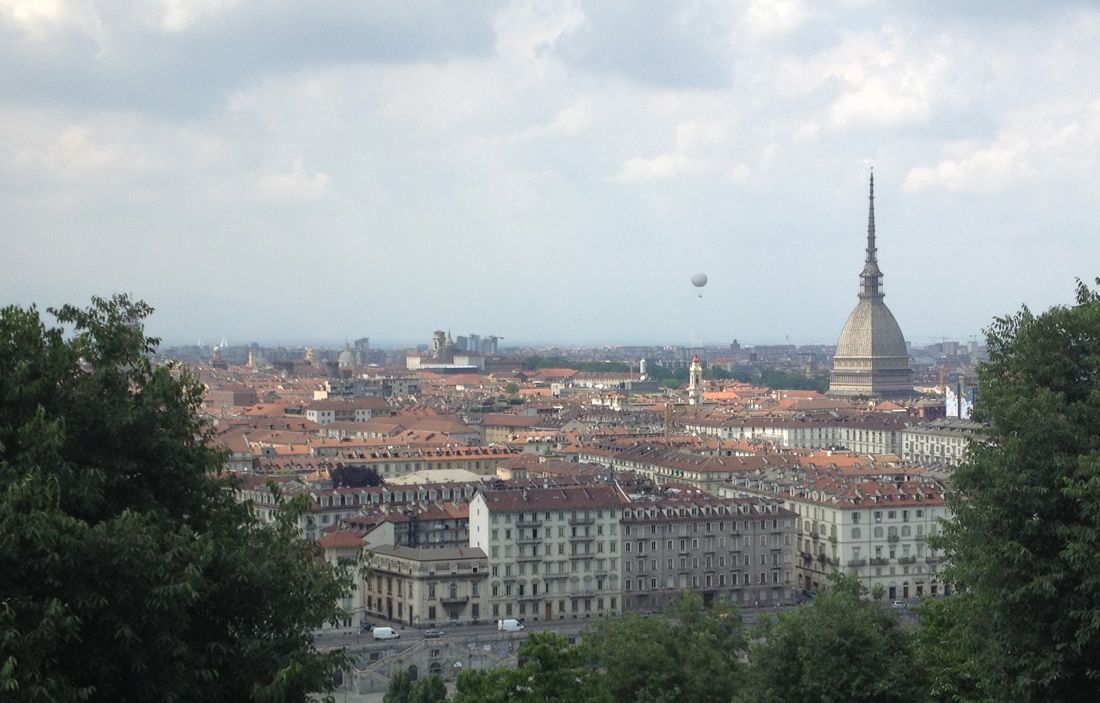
top-left (724, 472), bottom-right (950, 600)
top-left (469, 485), bottom-right (626, 623)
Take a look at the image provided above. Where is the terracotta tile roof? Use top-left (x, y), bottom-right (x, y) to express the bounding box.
top-left (317, 530), bottom-right (364, 550)
top-left (477, 483), bottom-right (627, 512)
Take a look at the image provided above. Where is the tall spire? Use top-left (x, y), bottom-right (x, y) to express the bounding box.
top-left (859, 170), bottom-right (883, 299)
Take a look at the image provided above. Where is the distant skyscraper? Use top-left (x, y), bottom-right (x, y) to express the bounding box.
top-left (828, 174), bottom-right (913, 398)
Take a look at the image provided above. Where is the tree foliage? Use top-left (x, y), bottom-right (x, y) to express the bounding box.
top-left (737, 574), bottom-right (927, 703)
top-left (384, 671), bottom-right (445, 703)
top-left (583, 592), bottom-right (745, 703)
top-left (451, 632), bottom-right (611, 703)
top-left (0, 296), bottom-right (350, 702)
top-left (930, 279), bottom-right (1100, 702)
top-left (330, 465), bottom-right (382, 488)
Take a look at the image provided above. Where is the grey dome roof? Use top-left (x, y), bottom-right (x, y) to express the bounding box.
top-left (834, 297), bottom-right (908, 359)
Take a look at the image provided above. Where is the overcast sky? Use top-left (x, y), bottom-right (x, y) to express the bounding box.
top-left (3, 1), bottom-right (1098, 348)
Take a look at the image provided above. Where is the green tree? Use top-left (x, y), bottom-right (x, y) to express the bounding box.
top-left (928, 279), bottom-right (1100, 702)
top-left (384, 670), bottom-right (414, 703)
top-left (505, 382), bottom-right (520, 395)
top-left (451, 632), bottom-right (610, 703)
top-left (584, 592), bottom-right (745, 703)
top-left (0, 296), bottom-right (350, 702)
top-left (737, 574), bottom-right (926, 703)
top-left (411, 674), bottom-right (447, 703)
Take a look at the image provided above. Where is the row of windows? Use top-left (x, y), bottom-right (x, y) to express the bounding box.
top-left (624, 570), bottom-right (790, 590)
top-left (492, 509), bottom-right (618, 524)
top-left (623, 519), bottom-right (790, 535)
top-left (626, 552), bottom-right (787, 571)
top-left (626, 534), bottom-right (789, 552)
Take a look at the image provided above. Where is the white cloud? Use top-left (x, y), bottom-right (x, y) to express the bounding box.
top-left (617, 153), bottom-right (704, 182)
top-left (493, 0), bottom-right (583, 60)
top-left (616, 121), bottom-right (725, 182)
top-left (903, 137), bottom-right (1031, 192)
top-left (159, 0), bottom-right (239, 32)
top-left (0, 0), bottom-right (66, 30)
top-left (904, 98), bottom-right (1100, 192)
top-left (742, 0), bottom-right (808, 38)
top-left (255, 159), bottom-right (331, 200)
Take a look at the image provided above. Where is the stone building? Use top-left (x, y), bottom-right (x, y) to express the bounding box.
top-left (362, 545), bottom-right (489, 626)
top-left (902, 418), bottom-right (986, 468)
top-left (469, 484), bottom-right (627, 623)
top-left (724, 467), bottom-right (950, 600)
top-left (828, 174), bottom-right (913, 398)
top-left (620, 490), bottom-right (799, 611)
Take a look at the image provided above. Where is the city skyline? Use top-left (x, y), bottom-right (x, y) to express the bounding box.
top-left (3, 2), bottom-right (1098, 345)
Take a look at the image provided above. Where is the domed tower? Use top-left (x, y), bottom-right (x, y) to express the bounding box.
top-left (828, 174), bottom-right (913, 398)
top-left (688, 354), bottom-right (704, 406)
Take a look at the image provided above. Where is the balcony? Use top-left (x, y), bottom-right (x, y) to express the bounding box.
top-left (517, 517), bottom-right (542, 528)
top-left (887, 534), bottom-right (900, 543)
top-left (870, 557), bottom-right (889, 566)
top-left (569, 534), bottom-right (595, 542)
top-left (925, 556), bottom-right (940, 564)
top-left (847, 558), bottom-right (867, 567)
top-left (441, 595), bottom-right (468, 606)
top-left (516, 535), bottom-right (542, 544)
top-left (898, 556), bottom-right (917, 565)
top-left (517, 553), bottom-right (543, 563)
top-left (569, 516), bottom-right (595, 526)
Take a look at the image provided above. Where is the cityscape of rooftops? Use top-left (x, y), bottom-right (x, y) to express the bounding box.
top-left (4, 3), bottom-right (1100, 703)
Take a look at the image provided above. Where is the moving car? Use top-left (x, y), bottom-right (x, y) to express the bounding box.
top-left (372, 627), bottom-right (400, 640)
top-left (497, 619), bottom-right (524, 632)
top-left (424, 629), bottom-right (444, 638)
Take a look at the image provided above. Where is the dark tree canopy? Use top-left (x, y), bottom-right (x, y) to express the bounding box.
top-left (930, 279), bottom-right (1100, 702)
top-left (737, 574), bottom-right (927, 703)
top-left (583, 592), bottom-right (745, 703)
top-left (0, 296), bottom-right (350, 702)
top-left (330, 464), bottom-right (382, 488)
top-left (452, 631), bottom-right (611, 703)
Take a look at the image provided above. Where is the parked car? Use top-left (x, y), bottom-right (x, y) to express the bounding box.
top-left (891, 600), bottom-right (906, 609)
top-left (424, 629), bottom-right (444, 638)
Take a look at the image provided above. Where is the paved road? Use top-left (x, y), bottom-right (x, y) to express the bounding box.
top-left (314, 603), bottom-right (809, 651)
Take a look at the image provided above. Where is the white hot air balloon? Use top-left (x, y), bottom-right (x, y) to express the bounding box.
top-left (691, 272), bottom-right (708, 297)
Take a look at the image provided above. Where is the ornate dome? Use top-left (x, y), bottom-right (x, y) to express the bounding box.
top-left (835, 298), bottom-right (908, 359)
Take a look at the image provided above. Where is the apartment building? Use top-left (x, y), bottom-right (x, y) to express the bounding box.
top-left (902, 418), bottom-right (986, 468)
top-left (362, 546), bottom-right (488, 626)
top-left (725, 469), bottom-right (950, 600)
top-left (469, 484), bottom-right (627, 623)
top-left (330, 445), bottom-right (522, 480)
top-left (304, 397), bottom-right (392, 425)
top-left (682, 413), bottom-right (907, 456)
top-left (620, 491), bottom-right (799, 611)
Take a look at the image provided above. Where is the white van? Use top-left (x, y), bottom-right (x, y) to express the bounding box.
top-left (372, 627), bottom-right (400, 640)
top-left (497, 619), bottom-right (524, 632)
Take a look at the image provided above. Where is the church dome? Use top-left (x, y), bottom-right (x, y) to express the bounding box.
top-left (835, 297), bottom-right (908, 360)
top-left (337, 348), bottom-right (355, 369)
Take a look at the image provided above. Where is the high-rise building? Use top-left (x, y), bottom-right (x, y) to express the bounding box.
top-left (828, 174), bottom-right (913, 398)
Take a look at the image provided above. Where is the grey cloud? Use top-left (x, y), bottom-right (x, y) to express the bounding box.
top-left (553, 1), bottom-right (735, 88)
top-left (0, 1), bottom-right (505, 116)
